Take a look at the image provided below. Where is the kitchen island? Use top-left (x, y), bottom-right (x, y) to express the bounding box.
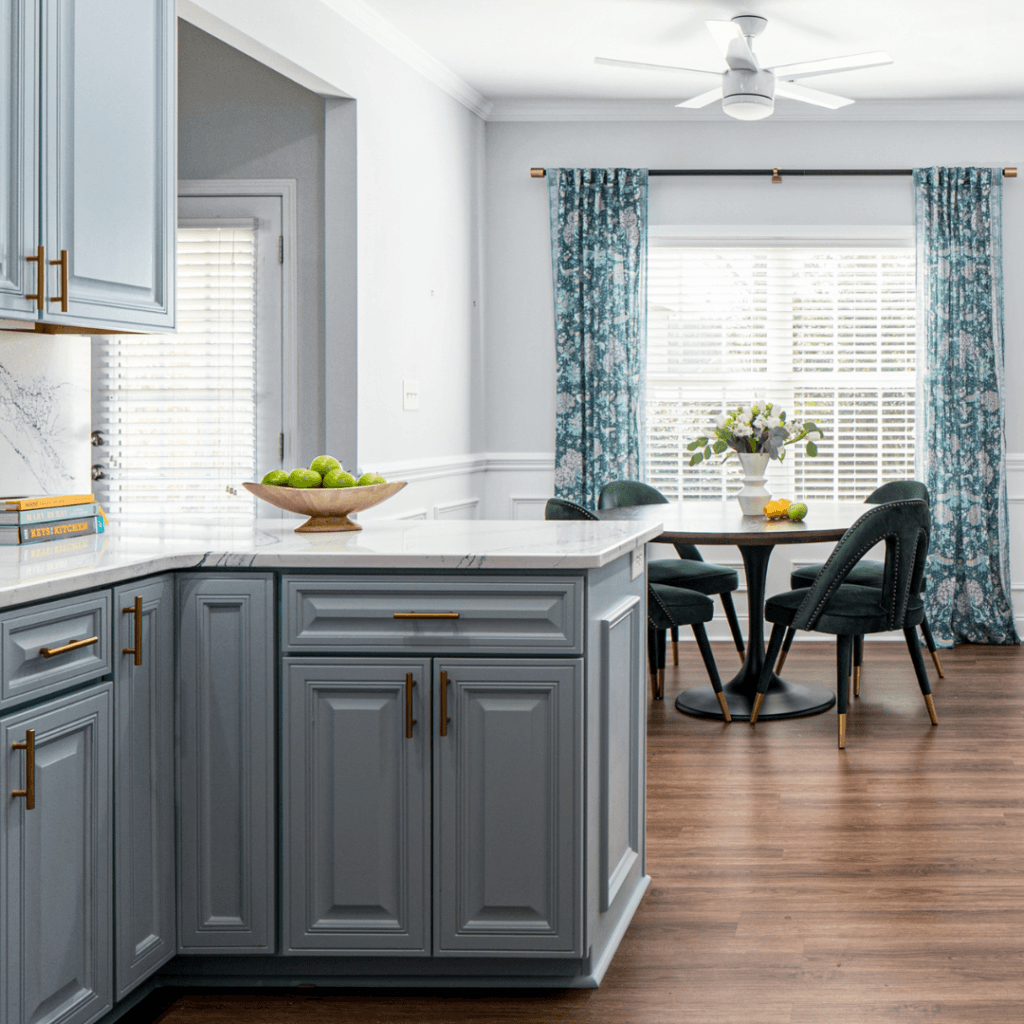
top-left (1, 517), bottom-right (660, 1024)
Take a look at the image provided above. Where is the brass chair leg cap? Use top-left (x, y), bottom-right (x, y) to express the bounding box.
top-left (715, 691), bottom-right (732, 723)
top-left (931, 650), bottom-right (945, 679)
top-left (838, 712), bottom-right (847, 749)
top-left (924, 693), bottom-right (938, 725)
top-left (750, 691), bottom-right (765, 725)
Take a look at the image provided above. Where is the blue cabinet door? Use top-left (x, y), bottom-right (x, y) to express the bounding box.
top-left (0, 0), bottom-right (37, 320)
top-left (39, 0), bottom-right (175, 330)
top-left (113, 576), bottom-right (175, 998)
top-left (176, 574), bottom-right (275, 953)
top-left (282, 658), bottom-right (432, 954)
top-left (1, 684), bottom-right (113, 1024)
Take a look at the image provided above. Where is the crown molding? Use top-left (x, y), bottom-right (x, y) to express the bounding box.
top-left (487, 97), bottom-right (1024, 123)
top-left (317, 0), bottom-right (492, 119)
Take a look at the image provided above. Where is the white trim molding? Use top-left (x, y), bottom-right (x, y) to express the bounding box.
top-left (434, 498), bottom-right (481, 521)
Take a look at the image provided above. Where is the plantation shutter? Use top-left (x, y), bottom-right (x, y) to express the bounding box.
top-left (646, 241), bottom-right (916, 501)
top-left (92, 223), bottom-right (258, 521)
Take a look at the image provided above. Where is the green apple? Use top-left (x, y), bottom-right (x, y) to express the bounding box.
top-left (310, 455), bottom-right (342, 476)
top-left (323, 468), bottom-right (357, 488)
top-left (260, 469), bottom-right (289, 486)
top-left (357, 472), bottom-right (386, 486)
top-left (288, 468), bottom-right (322, 489)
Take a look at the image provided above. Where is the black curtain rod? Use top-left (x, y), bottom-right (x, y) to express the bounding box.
top-left (530, 167), bottom-right (1018, 180)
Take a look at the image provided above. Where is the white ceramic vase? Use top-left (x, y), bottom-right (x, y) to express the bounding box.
top-left (736, 451), bottom-right (771, 516)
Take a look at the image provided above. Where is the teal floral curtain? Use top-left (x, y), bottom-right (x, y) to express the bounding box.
top-left (547, 168), bottom-right (648, 508)
top-left (914, 167), bottom-right (1019, 646)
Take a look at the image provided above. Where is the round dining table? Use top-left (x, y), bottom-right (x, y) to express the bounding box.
top-left (597, 499), bottom-right (869, 721)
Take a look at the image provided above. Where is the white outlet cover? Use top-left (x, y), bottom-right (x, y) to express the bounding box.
top-left (630, 545), bottom-right (644, 581)
top-left (403, 379), bottom-right (420, 411)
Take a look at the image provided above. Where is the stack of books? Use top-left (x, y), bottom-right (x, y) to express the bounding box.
top-left (0, 494), bottom-right (106, 546)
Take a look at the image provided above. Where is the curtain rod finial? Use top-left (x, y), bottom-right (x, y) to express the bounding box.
top-left (530, 167), bottom-right (547, 178)
top-left (1004, 167), bottom-right (1017, 178)
top-left (771, 167), bottom-right (782, 184)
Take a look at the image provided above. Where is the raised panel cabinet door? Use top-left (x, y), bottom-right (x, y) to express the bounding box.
top-left (0, 0), bottom-right (38, 319)
top-left (434, 659), bottom-right (583, 956)
top-left (1, 685), bottom-right (113, 1024)
top-left (39, 0), bottom-right (175, 330)
top-left (282, 658), bottom-right (431, 954)
top-left (113, 576), bottom-right (174, 998)
top-left (177, 574), bottom-right (275, 953)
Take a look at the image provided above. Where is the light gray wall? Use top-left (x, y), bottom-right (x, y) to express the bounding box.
top-left (483, 118), bottom-right (1024, 456)
top-left (178, 19), bottom-right (328, 461)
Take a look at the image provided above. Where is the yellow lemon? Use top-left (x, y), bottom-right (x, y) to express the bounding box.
top-left (763, 498), bottom-right (791, 519)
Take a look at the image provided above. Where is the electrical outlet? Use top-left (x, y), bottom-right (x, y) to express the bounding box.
top-left (630, 545), bottom-right (644, 581)
top-left (403, 379), bottom-right (420, 411)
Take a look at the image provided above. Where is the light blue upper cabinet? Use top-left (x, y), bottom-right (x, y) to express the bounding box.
top-left (0, 0), bottom-right (175, 329)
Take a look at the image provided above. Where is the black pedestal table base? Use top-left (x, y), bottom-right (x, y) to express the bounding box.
top-left (675, 543), bottom-right (836, 722)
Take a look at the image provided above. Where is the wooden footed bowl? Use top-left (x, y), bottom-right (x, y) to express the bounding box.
top-left (242, 480), bottom-right (407, 532)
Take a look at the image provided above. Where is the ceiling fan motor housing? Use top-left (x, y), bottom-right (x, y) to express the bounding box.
top-left (721, 68), bottom-right (775, 119)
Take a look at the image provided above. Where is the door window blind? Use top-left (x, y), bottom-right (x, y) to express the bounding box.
top-left (92, 224), bottom-right (258, 521)
top-left (647, 243), bottom-right (917, 501)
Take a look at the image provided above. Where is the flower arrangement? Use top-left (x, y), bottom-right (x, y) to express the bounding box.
top-left (686, 401), bottom-right (824, 466)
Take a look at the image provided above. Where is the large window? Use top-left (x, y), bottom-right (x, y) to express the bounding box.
top-left (646, 231), bottom-right (917, 501)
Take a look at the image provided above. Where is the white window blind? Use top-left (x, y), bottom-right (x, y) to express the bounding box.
top-left (93, 224), bottom-right (258, 521)
top-left (647, 242), bottom-right (916, 501)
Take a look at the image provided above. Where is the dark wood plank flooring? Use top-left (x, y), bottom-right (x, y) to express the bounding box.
top-left (152, 641), bottom-right (1024, 1023)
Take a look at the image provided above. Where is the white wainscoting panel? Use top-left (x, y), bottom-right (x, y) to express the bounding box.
top-left (509, 496), bottom-right (548, 520)
top-left (434, 498), bottom-right (480, 521)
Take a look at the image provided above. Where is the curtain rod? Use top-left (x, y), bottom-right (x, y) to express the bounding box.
top-left (529, 167), bottom-right (1018, 181)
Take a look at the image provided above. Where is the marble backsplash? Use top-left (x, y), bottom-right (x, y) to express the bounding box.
top-left (0, 332), bottom-right (92, 496)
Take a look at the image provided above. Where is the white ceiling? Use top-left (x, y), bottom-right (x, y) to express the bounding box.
top-left (359, 0), bottom-right (1024, 112)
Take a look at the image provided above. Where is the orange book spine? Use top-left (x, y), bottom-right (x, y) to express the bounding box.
top-left (1, 493), bottom-right (96, 512)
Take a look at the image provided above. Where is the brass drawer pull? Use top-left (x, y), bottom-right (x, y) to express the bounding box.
top-left (393, 612), bottom-right (460, 620)
top-left (49, 249), bottom-right (69, 312)
top-left (25, 245), bottom-right (44, 309)
top-left (440, 671), bottom-right (451, 737)
top-left (39, 635), bottom-right (99, 659)
top-left (122, 595), bottom-right (143, 666)
top-left (405, 673), bottom-right (416, 739)
top-left (12, 730), bottom-right (35, 810)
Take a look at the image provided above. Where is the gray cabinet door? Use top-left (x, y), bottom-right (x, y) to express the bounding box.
top-left (1, 684), bottom-right (113, 1024)
top-left (0, 0), bottom-right (37, 320)
top-left (39, 0), bottom-right (175, 330)
top-left (434, 659), bottom-right (583, 956)
top-left (177, 574), bottom-right (275, 953)
top-left (113, 576), bottom-right (174, 998)
top-left (282, 658), bottom-right (431, 955)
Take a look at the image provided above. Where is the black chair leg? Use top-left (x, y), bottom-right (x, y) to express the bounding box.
top-left (655, 628), bottom-right (667, 700)
top-left (775, 626), bottom-right (797, 674)
top-left (719, 591), bottom-right (745, 664)
top-left (853, 635), bottom-right (864, 698)
top-left (837, 634), bottom-right (853, 748)
top-left (691, 622), bottom-right (730, 722)
top-left (646, 627), bottom-right (659, 699)
top-left (751, 623), bottom-right (787, 725)
top-left (903, 627), bottom-right (938, 725)
top-left (919, 616), bottom-right (945, 679)
top-left (670, 625), bottom-right (679, 666)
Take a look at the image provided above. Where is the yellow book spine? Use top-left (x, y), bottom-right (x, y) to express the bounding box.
top-left (2, 493), bottom-right (95, 512)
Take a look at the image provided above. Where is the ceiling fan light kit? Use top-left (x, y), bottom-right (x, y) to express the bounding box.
top-left (597, 13), bottom-right (893, 120)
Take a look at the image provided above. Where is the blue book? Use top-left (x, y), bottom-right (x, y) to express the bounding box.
top-left (0, 502), bottom-right (99, 527)
top-left (0, 516), bottom-right (99, 545)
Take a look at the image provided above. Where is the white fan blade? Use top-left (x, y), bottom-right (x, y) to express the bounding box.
top-left (775, 81), bottom-right (854, 109)
top-left (595, 56), bottom-right (719, 77)
top-left (675, 87), bottom-right (724, 109)
top-left (768, 51), bottom-right (893, 81)
top-left (705, 20), bottom-right (758, 71)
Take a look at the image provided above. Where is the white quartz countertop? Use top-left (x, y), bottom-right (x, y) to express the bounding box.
top-left (0, 517), bottom-right (663, 609)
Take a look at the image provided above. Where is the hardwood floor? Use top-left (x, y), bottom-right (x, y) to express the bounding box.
top-left (152, 641), bottom-right (1024, 1024)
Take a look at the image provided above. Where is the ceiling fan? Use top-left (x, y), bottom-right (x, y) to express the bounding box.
top-left (595, 14), bottom-right (893, 121)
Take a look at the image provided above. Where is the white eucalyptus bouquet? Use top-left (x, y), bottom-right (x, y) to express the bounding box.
top-left (687, 401), bottom-right (823, 466)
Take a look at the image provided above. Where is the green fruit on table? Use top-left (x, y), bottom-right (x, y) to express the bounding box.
top-left (323, 468), bottom-right (357, 488)
top-left (288, 468), bottom-right (322, 489)
top-left (310, 455), bottom-right (342, 476)
top-left (357, 472), bottom-right (386, 486)
top-left (787, 502), bottom-right (808, 521)
top-left (260, 470), bottom-right (289, 486)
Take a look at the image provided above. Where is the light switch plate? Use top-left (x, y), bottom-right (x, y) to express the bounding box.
top-left (403, 379), bottom-right (420, 411)
top-left (630, 546), bottom-right (644, 581)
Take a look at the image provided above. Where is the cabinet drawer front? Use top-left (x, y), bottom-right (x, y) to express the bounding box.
top-left (282, 577), bottom-right (583, 654)
top-left (1, 592), bottom-right (111, 707)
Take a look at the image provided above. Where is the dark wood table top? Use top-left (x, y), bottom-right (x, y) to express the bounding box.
top-left (596, 499), bottom-right (868, 546)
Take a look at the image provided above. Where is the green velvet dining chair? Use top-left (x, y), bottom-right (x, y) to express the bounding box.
top-left (544, 498), bottom-right (727, 713)
top-left (750, 499), bottom-right (938, 748)
top-left (775, 480), bottom-right (943, 694)
top-left (598, 480), bottom-right (745, 667)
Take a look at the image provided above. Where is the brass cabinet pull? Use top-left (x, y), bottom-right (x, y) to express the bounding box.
top-left (25, 245), bottom-right (45, 309)
top-left (12, 730), bottom-right (35, 810)
top-left (122, 595), bottom-right (143, 666)
top-left (39, 635), bottom-right (99, 659)
top-left (49, 249), bottom-right (69, 312)
top-left (405, 673), bottom-right (417, 739)
top-left (439, 671), bottom-right (451, 737)
top-left (393, 612), bottom-right (460, 620)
